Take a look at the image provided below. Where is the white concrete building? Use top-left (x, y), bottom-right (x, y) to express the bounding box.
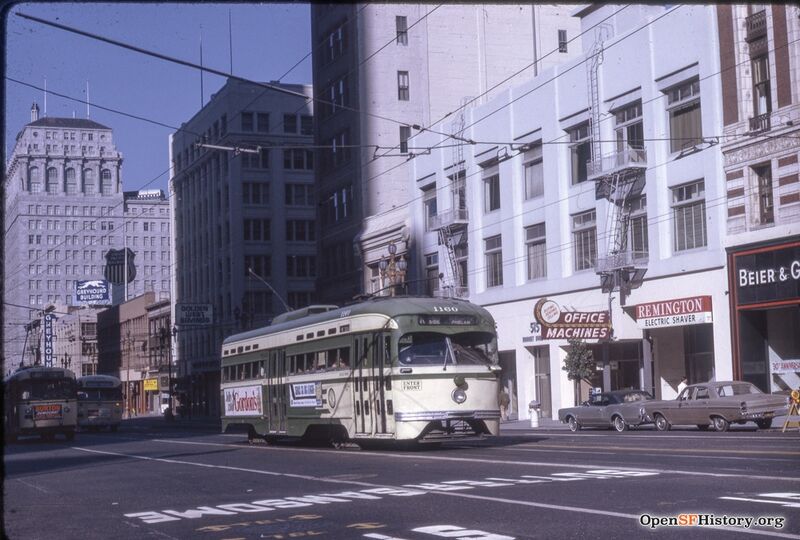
top-left (411, 5), bottom-right (735, 420)
top-left (169, 79), bottom-right (315, 416)
top-left (311, 4), bottom-right (582, 304)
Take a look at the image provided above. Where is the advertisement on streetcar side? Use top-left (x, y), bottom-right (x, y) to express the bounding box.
top-left (223, 385), bottom-right (263, 417)
top-left (290, 382), bottom-right (322, 408)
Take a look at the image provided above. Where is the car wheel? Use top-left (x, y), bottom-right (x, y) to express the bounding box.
top-left (711, 416), bottom-right (730, 432)
top-left (65, 430), bottom-right (75, 442)
top-left (755, 419), bottom-right (773, 430)
top-left (654, 413), bottom-right (671, 432)
top-left (613, 416), bottom-right (627, 433)
top-left (696, 424), bottom-right (709, 431)
top-left (567, 416), bottom-right (581, 432)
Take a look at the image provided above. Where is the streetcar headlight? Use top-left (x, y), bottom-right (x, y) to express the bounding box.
top-left (64, 406), bottom-right (70, 413)
top-left (452, 388), bottom-right (467, 404)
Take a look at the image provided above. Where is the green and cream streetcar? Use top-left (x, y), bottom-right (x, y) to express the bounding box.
top-left (220, 296), bottom-right (502, 447)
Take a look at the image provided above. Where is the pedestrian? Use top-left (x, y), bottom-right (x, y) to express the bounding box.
top-left (677, 375), bottom-right (688, 393)
top-left (499, 390), bottom-right (510, 421)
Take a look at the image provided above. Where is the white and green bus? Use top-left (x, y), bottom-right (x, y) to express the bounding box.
top-left (220, 296), bottom-right (502, 447)
top-left (77, 375), bottom-right (123, 432)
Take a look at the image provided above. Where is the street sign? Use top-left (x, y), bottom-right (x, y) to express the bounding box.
top-left (43, 313), bottom-right (56, 367)
top-left (104, 248), bottom-right (136, 285)
top-left (176, 304), bottom-right (213, 326)
top-left (75, 279), bottom-right (110, 304)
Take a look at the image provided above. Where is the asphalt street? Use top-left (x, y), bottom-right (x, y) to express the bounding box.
top-left (4, 418), bottom-right (799, 540)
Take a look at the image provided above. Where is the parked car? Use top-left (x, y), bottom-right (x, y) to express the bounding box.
top-left (644, 381), bottom-right (789, 432)
top-left (558, 390), bottom-right (654, 433)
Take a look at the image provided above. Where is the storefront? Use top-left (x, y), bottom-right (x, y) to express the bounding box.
top-left (631, 295), bottom-right (716, 397)
top-left (728, 237), bottom-right (800, 393)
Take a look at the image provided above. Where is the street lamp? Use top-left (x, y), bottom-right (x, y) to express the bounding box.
top-left (378, 242), bottom-right (408, 296)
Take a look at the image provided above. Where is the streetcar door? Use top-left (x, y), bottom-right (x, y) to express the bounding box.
top-left (354, 336), bottom-right (369, 435)
top-left (371, 334), bottom-right (391, 434)
top-left (277, 350), bottom-right (286, 432)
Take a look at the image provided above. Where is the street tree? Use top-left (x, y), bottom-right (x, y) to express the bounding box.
top-left (562, 338), bottom-right (596, 405)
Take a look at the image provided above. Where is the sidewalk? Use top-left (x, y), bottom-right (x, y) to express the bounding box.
top-left (500, 418), bottom-right (568, 431)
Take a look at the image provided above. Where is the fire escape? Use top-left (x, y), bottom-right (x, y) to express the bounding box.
top-left (586, 27), bottom-right (647, 306)
top-left (432, 97), bottom-right (472, 298)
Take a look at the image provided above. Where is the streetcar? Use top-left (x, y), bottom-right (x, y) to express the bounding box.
top-left (3, 366), bottom-right (78, 442)
top-left (76, 375), bottom-right (123, 432)
top-left (220, 296), bottom-right (502, 447)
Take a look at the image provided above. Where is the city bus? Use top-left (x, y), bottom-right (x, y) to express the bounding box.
top-left (77, 375), bottom-right (123, 432)
top-left (4, 366), bottom-right (78, 442)
top-left (220, 296), bottom-right (502, 447)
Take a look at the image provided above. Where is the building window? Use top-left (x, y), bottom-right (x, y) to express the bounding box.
top-left (242, 182), bottom-right (270, 205)
top-left (568, 122), bottom-right (591, 184)
top-left (628, 195), bottom-right (649, 258)
top-left (101, 169), bottom-right (113, 195)
top-left (285, 183), bottom-right (314, 206)
top-left (83, 169), bottom-right (95, 195)
top-left (28, 167), bottom-right (42, 193)
top-left (241, 112), bottom-right (254, 132)
top-left (243, 219), bottom-right (271, 242)
top-left (284, 114), bottom-right (298, 133)
top-left (397, 71), bottom-right (410, 101)
top-left (523, 144), bottom-right (543, 200)
top-left (483, 169), bottom-right (500, 212)
top-left (558, 29), bottom-right (568, 53)
top-left (753, 164), bottom-right (774, 225)
top-left (323, 23), bottom-right (345, 64)
top-left (399, 126), bottom-right (411, 154)
top-left (46, 167), bottom-right (58, 194)
top-left (425, 253), bottom-right (439, 296)
top-left (300, 115), bottom-right (313, 135)
top-left (65, 168), bottom-right (77, 195)
top-left (287, 255), bottom-right (316, 278)
top-left (423, 186), bottom-right (437, 232)
top-left (396, 16), bottom-right (408, 45)
top-left (751, 56), bottom-right (771, 117)
top-left (572, 210), bottom-right (597, 271)
top-left (525, 223), bottom-right (547, 280)
top-left (244, 254), bottom-right (271, 278)
top-left (326, 130), bottom-right (351, 169)
top-left (283, 149), bottom-right (314, 170)
top-left (614, 101), bottom-right (644, 152)
top-left (257, 113), bottom-right (270, 133)
top-left (666, 79), bottom-right (702, 153)
top-left (485, 235), bottom-right (503, 288)
top-left (286, 220), bottom-right (316, 242)
top-left (672, 180), bottom-right (706, 251)
top-left (326, 76), bottom-right (347, 117)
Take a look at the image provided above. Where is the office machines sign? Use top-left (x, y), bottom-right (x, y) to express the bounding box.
top-left (176, 304), bottom-right (213, 326)
top-left (533, 298), bottom-right (611, 340)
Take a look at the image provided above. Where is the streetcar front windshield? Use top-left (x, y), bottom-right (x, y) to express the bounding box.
top-left (18, 379), bottom-right (76, 401)
top-left (398, 332), bottom-right (497, 366)
top-left (78, 388), bottom-right (123, 401)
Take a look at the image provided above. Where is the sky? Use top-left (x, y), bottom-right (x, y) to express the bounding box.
top-left (4, 2), bottom-right (313, 193)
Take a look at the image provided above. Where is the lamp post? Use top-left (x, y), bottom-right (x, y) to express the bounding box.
top-left (378, 242), bottom-right (408, 296)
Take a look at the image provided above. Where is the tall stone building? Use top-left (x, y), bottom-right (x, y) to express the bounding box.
top-left (311, 4), bottom-right (582, 303)
top-left (170, 79), bottom-right (315, 416)
top-left (4, 104), bottom-right (123, 372)
top-left (3, 104), bottom-right (172, 374)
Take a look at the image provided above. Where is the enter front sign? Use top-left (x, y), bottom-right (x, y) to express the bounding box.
top-left (634, 295), bottom-right (713, 329)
